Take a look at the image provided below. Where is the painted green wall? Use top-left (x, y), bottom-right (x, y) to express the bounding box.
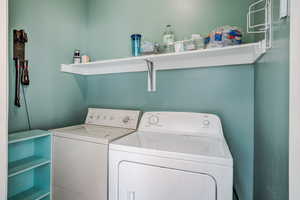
top-left (253, 0), bottom-right (289, 199)
top-left (87, 0), bottom-right (252, 60)
top-left (8, 0), bottom-right (290, 199)
top-left (86, 0), bottom-right (253, 200)
top-left (87, 67), bottom-right (254, 200)
top-left (9, 0), bottom-right (88, 132)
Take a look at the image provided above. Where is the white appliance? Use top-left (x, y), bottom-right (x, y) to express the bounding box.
top-left (109, 112), bottom-right (233, 200)
top-left (52, 108), bottom-right (141, 200)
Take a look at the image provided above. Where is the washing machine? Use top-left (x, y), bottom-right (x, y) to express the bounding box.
top-left (109, 112), bottom-right (233, 200)
top-left (51, 108), bottom-right (141, 200)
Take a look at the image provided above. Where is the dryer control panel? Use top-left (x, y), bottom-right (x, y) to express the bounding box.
top-left (139, 112), bottom-right (223, 137)
top-left (85, 108), bottom-right (141, 129)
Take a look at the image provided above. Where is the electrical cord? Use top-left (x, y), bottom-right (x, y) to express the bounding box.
top-left (233, 187), bottom-right (240, 200)
top-left (21, 83), bottom-right (32, 130)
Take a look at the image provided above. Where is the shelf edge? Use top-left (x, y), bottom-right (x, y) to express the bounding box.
top-left (9, 130), bottom-right (51, 144)
top-left (61, 42), bottom-right (266, 76)
top-left (8, 160), bottom-right (51, 178)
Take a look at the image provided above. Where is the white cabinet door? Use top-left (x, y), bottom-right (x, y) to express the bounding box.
top-left (119, 161), bottom-right (216, 200)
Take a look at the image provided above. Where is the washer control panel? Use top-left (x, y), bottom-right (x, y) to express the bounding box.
top-left (139, 112), bottom-right (223, 137)
top-left (85, 108), bottom-right (141, 129)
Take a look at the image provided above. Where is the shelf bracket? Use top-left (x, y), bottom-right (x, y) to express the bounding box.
top-left (247, 0), bottom-right (272, 49)
top-left (145, 59), bottom-right (156, 92)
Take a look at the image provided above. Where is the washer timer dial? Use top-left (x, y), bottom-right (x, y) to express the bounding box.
top-left (148, 115), bottom-right (159, 125)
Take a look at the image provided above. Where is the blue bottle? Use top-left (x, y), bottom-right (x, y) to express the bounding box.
top-left (131, 34), bottom-right (142, 56)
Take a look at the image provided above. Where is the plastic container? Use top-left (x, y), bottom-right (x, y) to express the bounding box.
top-left (131, 34), bottom-right (142, 56)
top-left (163, 25), bottom-right (175, 45)
top-left (183, 39), bottom-right (196, 51)
top-left (162, 25), bottom-right (175, 53)
top-left (191, 34), bottom-right (205, 49)
top-left (164, 43), bottom-right (175, 53)
top-left (141, 41), bottom-right (155, 55)
top-left (174, 41), bottom-right (184, 52)
top-left (207, 26), bottom-right (243, 49)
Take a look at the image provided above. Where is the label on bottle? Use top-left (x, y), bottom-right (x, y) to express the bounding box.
top-left (163, 34), bottom-right (175, 45)
top-left (73, 57), bottom-right (81, 64)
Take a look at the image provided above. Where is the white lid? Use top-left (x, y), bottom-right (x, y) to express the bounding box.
top-left (52, 124), bottom-right (135, 144)
top-left (51, 108), bottom-right (141, 144)
top-left (110, 131), bottom-right (232, 166)
top-left (111, 112), bottom-right (232, 166)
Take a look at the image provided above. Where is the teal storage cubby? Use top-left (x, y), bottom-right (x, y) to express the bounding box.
top-left (8, 130), bottom-right (52, 200)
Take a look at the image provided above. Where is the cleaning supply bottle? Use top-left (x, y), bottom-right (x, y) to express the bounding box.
top-left (73, 50), bottom-right (81, 64)
top-left (163, 25), bottom-right (175, 53)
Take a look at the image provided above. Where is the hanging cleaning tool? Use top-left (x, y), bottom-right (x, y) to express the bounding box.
top-left (13, 29), bottom-right (28, 107)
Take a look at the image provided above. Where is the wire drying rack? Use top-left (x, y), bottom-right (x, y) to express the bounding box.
top-left (247, 0), bottom-right (272, 49)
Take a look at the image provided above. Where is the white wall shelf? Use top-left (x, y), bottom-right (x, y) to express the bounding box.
top-left (61, 41), bottom-right (266, 76)
top-left (61, 41), bottom-right (266, 92)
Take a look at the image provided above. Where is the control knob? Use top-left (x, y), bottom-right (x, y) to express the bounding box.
top-left (203, 120), bottom-right (210, 126)
top-left (149, 115), bottom-right (159, 125)
top-left (122, 116), bottom-right (130, 124)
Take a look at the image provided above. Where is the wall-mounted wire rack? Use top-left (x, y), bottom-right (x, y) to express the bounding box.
top-left (247, 0), bottom-right (272, 49)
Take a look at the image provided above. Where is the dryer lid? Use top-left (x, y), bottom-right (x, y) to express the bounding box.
top-left (110, 131), bottom-right (233, 166)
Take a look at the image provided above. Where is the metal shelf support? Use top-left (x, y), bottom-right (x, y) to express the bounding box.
top-left (145, 59), bottom-right (156, 92)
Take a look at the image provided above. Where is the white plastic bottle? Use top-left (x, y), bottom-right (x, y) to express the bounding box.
top-left (163, 25), bottom-right (175, 53)
top-left (163, 25), bottom-right (175, 44)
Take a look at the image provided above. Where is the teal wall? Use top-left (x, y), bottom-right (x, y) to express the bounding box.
top-left (87, 67), bottom-right (254, 200)
top-left (9, 0), bottom-right (88, 132)
top-left (8, 0), bottom-right (290, 200)
top-left (253, 0), bottom-right (289, 199)
top-left (87, 0), bottom-right (252, 60)
top-left (86, 0), bottom-right (253, 200)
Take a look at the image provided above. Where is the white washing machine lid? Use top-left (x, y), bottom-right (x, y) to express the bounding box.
top-left (110, 131), bottom-right (233, 166)
top-left (51, 124), bottom-right (136, 144)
